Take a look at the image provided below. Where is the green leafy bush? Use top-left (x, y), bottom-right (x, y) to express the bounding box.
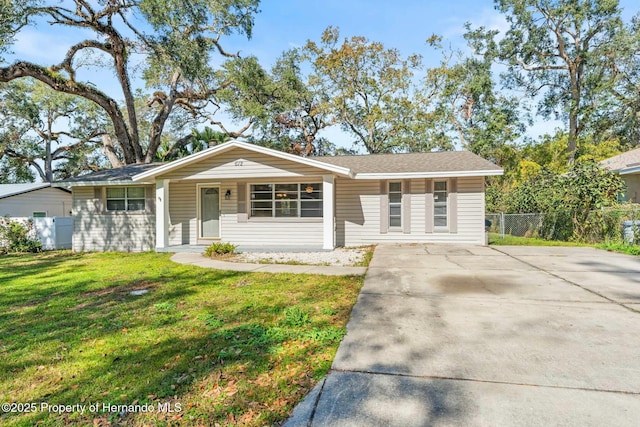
top-left (203, 242), bottom-right (237, 257)
top-left (0, 218), bottom-right (42, 253)
top-left (498, 161), bottom-right (626, 242)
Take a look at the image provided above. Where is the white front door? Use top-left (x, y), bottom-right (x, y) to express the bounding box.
top-left (200, 187), bottom-right (220, 239)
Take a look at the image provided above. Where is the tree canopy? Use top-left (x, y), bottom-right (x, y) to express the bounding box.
top-left (491, 0), bottom-right (627, 163)
top-left (0, 0), bottom-right (260, 166)
top-left (0, 78), bottom-right (108, 182)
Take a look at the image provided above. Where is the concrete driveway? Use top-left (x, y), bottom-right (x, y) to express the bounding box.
top-left (286, 244), bottom-right (640, 426)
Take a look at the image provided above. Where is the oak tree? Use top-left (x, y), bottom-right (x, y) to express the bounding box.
top-left (493, 0), bottom-right (624, 163)
top-left (0, 0), bottom-right (259, 166)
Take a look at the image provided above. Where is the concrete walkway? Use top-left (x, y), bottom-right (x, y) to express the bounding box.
top-left (285, 244), bottom-right (640, 426)
top-left (170, 252), bottom-right (367, 276)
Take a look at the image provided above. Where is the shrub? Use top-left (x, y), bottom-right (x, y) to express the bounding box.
top-left (0, 218), bottom-right (42, 253)
top-left (204, 242), bottom-right (237, 257)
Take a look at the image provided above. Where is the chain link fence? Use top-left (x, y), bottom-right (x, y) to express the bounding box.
top-left (487, 206), bottom-right (640, 244)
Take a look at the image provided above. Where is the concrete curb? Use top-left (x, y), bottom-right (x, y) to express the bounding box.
top-left (170, 253), bottom-right (368, 276)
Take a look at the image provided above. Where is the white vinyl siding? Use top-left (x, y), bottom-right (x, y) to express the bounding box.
top-left (336, 177), bottom-right (485, 246)
top-left (72, 186), bottom-right (155, 252)
top-left (158, 148), bottom-right (330, 180)
top-left (0, 187), bottom-right (72, 218)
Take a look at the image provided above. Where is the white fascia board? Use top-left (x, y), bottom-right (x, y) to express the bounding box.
top-left (132, 139), bottom-right (352, 181)
top-left (354, 169), bottom-right (504, 179)
top-left (59, 180), bottom-right (155, 187)
top-left (619, 166), bottom-right (640, 175)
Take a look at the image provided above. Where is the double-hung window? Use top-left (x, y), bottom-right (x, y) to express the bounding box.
top-left (250, 183), bottom-right (322, 218)
top-left (434, 181), bottom-right (447, 227)
top-left (389, 182), bottom-right (402, 228)
top-left (106, 187), bottom-right (146, 211)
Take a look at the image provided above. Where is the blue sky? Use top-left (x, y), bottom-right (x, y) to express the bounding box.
top-left (224, 0), bottom-right (509, 67)
top-left (6, 0), bottom-right (640, 151)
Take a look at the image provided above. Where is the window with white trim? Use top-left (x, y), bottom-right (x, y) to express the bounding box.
top-left (389, 182), bottom-right (402, 228)
top-left (106, 187), bottom-right (146, 211)
top-left (250, 183), bottom-right (322, 218)
top-left (434, 181), bottom-right (447, 227)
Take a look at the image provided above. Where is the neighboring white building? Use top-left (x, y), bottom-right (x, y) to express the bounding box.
top-left (0, 183), bottom-right (72, 217)
top-left (58, 140), bottom-right (503, 252)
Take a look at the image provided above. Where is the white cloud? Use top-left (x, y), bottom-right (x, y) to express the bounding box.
top-left (11, 28), bottom-right (72, 64)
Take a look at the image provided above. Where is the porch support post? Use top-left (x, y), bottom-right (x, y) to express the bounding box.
top-left (322, 174), bottom-right (335, 250)
top-left (155, 179), bottom-right (169, 250)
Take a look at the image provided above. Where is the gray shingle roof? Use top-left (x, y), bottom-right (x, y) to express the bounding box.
top-left (59, 147), bottom-right (501, 186)
top-left (59, 163), bottom-right (165, 184)
top-left (601, 148), bottom-right (640, 172)
top-left (316, 150), bottom-right (501, 174)
top-left (0, 183), bottom-right (67, 199)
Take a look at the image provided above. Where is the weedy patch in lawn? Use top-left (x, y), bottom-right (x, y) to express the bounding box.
top-left (0, 251), bottom-right (363, 426)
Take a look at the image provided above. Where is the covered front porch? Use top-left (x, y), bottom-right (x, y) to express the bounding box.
top-left (152, 175), bottom-right (337, 252)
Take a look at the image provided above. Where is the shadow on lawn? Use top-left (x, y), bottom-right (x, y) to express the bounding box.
top-left (2, 303), bottom-right (317, 425)
top-left (0, 253), bottom-right (344, 425)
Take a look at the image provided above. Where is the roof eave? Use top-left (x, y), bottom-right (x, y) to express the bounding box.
top-left (55, 180), bottom-right (155, 187)
top-left (131, 140), bottom-right (353, 181)
top-left (354, 170), bottom-right (504, 179)
top-left (0, 183), bottom-right (51, 198)
top-left (620, 166), bottom-right (640, 175)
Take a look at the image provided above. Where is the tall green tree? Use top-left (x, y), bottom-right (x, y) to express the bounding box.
top-left (493, 0), bottom-right (624, 163)
top-left (0, 0), bottom-right (259, 166)
top-left (0, 78), bottom-right (108, 182)
top-left (216, 50), bottom-right (337, 156)
top-left (597, 15), bottom-right (640, 146)
top-left (426, 30), bottom-right (524, 167)
top-left (305, 27), bottom-right (443, 154)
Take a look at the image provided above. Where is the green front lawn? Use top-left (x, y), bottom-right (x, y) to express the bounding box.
top-left (0, 252), bottom-right (363, 426)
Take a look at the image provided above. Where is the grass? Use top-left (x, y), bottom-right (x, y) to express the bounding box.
top-left (489, 233), bottom-right (640, 256)
top-left (354, 246), bottom-right (375, 267)
top-left (488, 233), bottom-right (595, 247)
top-left (0, 251), bottom-right (363, 426)
top-left (597, 240), bottom-right (640, 255)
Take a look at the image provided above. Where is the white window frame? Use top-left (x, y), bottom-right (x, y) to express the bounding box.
top-left (105, 186), bottom-right (146, 212)
top-left (434, 180), bottom-right (448, 229)
top-left (388, 181), bottom-right (402, 229)
top-left (249, 183), bottom-right (323, 219)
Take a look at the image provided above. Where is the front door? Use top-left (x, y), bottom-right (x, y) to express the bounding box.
top-left (200, 187), bottom-right (220, 239)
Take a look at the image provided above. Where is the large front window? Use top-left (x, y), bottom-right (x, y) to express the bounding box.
top-left (106, 187), bottom-right (145, 211)
top-left (250, 183), bottom-right (322, 218)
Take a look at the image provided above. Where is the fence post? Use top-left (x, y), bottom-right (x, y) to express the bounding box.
top-left (500, 212), bottom-right (505, 238)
